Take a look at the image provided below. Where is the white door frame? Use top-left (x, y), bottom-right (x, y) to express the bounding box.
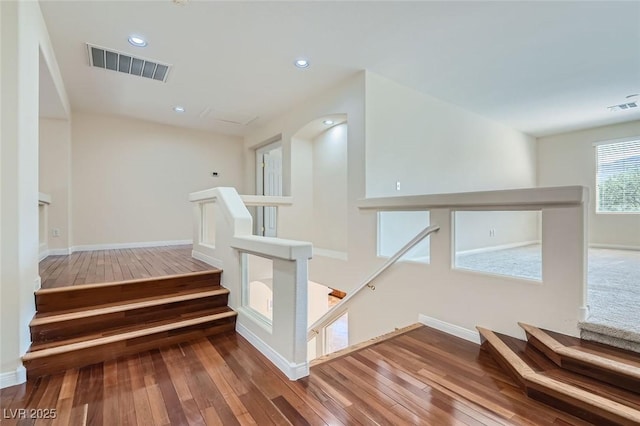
top-left (255, 140), bottom-right (282, 236)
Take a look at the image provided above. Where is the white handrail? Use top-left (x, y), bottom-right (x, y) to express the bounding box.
top-left (307, 223), bottom-right (440, 339)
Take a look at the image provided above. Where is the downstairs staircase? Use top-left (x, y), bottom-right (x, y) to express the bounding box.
top-left (23, 270), bottom-right (236, 378)
top-left (478, 323), bottom-right (640, 425)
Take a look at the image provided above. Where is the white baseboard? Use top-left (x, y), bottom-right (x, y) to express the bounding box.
top-left (313, 248), bottom-right (348, 261)
top-left (419, 314), bottom-right (481, 344)
top-left (69, 239), bottom-right (192, 253)
top-left (192, 251), bottom-right (223, 269)
top-left (589, 243), bottom-right (640, 251)
top-left (38, 250), bottom-right (49, 261)
top-left (236, 322), bottom-right (309, 380)
top-left (456, 240), bottom-right (540, 256)
top-left (34, 276), bottom-right (41, 291)
top-left (579, 305), bottom-right (590, 322)
top-left (49, 248), bottom-right (72, 256)
top-left (0, 366), bottom-right (26, 389)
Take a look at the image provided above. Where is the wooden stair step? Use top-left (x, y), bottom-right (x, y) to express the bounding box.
top-left (23, 308), bottom-right (237, 378)
top-left (519, 322), bottom-right (640, 393)
top-left (34, 270), bottom-right (222, 313)
top-left (29, 305), bottom-right (233, 351)
top-left (31, 287), bottom-right (229, 325)
top-left (29, 287), bottom-right (230, 344)
top-left (477, 326), bottom-right (640, 426)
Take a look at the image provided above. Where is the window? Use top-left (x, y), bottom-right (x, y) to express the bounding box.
top-left (596, 139), bottom-right (640, 213)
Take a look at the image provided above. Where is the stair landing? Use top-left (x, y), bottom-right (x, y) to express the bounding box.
top-left (39, 244), bottom-right (214, 289)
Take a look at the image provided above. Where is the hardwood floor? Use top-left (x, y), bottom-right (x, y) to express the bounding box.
top-left (1, 326), bottom-right (593, 425)
top-left (39, 246), bottom-right (214, 289)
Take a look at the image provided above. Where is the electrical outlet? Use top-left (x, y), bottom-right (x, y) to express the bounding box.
top-left (489, 228), bottom-right (496, 237)
top-left (396, 181), bottom-right (401, 191)
top-left (52, 228), bottom-right (60, 237)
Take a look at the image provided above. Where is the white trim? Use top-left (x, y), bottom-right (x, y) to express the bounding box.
top-left (38, 192), bottom-right (51, 205)
top-left (236, 322), bottom-right (309, 380)
top-left (578, 306), bottom-right (589, 322)
top-left (455, 240), bottom-right (539, 256)
top-left (419, 314), bottom-right (481, 344)
top-left (34, 277), bottom-right (41, 291)
top-left (48, 248), bottom-right (72, 256)
top-left (313, 248), bottom-right (348, 261)
top-left (38, 249), bottom-right (49, 262)
top-left (0, 366), bottom-right (26, 389)
top-left (589, 243), bottom-right (640, 251)
top-left (70, 239), bottom-right (192, 253)
top-left (191, 250), bottom-right (224, 269)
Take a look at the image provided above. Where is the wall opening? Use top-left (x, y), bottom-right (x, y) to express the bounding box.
top-left (453, 210), bottom-right (542, 281)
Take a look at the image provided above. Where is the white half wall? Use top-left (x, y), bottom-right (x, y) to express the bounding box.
top-left (71, 113), bottom-right (244, 246)
top-left (538, 120), bottom-right (640, 247)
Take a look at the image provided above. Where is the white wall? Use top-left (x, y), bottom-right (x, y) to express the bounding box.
top-left (365, 72), bottom-right (537, 196)
top-left (244, 73), bottom-right (367, 292)
top-left (455, 211), bottom-right (540, 252)
top-left (243, 70), bottom-right (546, 351)
top-left (538, 121), bottom-right (640, 248)
top-left (1, 0), bottom-right (70, 387)
top-left (71, 113), bottom-right (244, 247)
top-left (283, 138), bottom-right (313, 242)
top-left (39, 118), bottom-right (72, 251)
top-left (312, 123), bottom-right (348, 253)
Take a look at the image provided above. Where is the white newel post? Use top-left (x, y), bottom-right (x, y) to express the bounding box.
top-left (190, 187), bottom-right (312, 380)
top-left (272, 257), bottom-right (309, 375)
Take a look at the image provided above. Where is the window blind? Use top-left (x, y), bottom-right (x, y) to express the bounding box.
top-left (595, 139), bottom-right (640, 212)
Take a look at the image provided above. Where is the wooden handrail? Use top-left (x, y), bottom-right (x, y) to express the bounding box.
top-left (308, 224), bottom-right (439, 340)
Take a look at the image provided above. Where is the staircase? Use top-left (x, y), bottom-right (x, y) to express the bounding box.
top-left (478, 323), bottom-right (640, 425)
top-left (23, 270), bottom-right (236, 378)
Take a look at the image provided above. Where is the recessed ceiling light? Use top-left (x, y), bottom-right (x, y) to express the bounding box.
top-left (323, 120), bottom-right (334, 125)
top-left (128, 35), bottom-right (147, 47)
top-left (294, 58), bottom-right (310, 69)
top-left (173, 106), bottom-right (185, 113)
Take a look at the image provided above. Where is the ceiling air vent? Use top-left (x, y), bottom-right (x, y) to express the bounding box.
top-left (608, 102), bottom-right (638, 112)
top-left (87, 44), bottom-right (171, 82)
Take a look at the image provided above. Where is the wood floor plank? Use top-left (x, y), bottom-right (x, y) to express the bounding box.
top-left (3, 326), bottom-right (606, 425)
top-left (40, 245), bottom-right (213, 289)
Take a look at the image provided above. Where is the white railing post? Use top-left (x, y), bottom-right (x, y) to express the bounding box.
top-left (189, 187), bottom-right (312, 380)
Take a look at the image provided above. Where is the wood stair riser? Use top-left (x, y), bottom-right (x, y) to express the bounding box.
top-left (520, 323), bottom-right (640, 394)
top-left (24, 316), bottom-right (236, 378)
top-left (561, 358), bottom-right (639, 394)
top-left (525, 387), bottom-right (624, 426)
top-left (31, 294), bottom-right (229, 345)
top-left (35, 272), bottom-right (221, 313)
top-left (477, 326), bottom-right (640, 426)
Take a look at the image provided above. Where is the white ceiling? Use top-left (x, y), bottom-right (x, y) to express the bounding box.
top-left (39, 1), bottom-right (640, 137)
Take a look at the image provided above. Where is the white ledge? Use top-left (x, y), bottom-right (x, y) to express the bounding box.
top-left (240, 195), bottom-right (293, 207)
top-left (358, 186), bottom-right (588, 211)
top-left (189, 188), bottom-right (218, 202)
top-left (38, 192), bottom-right (51, 205)
top-left (232, 235), bottom-right (312, 261)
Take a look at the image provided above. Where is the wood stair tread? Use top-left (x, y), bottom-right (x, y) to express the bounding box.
top-left (24, 307), bottom-right (237, 361)
top-left (34, 269), bottom-right (221, 295)
top-left (30, 287), bottom-right (229, 326)
top-left (477, 326), bottom-right (640, 425)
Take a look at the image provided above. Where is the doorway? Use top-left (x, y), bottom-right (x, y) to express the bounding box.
top-left (256, 142), bottom-right (282, 237)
